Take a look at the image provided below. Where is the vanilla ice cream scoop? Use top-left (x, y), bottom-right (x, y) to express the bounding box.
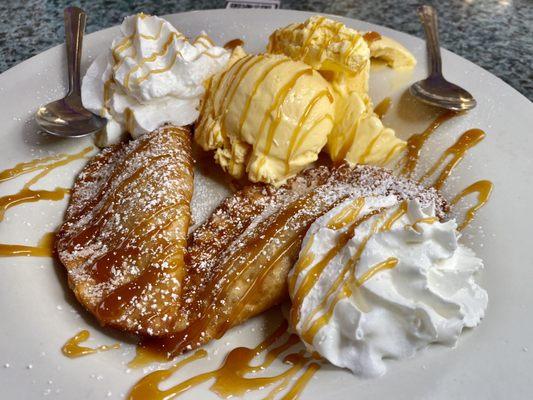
top-left (289, 197), bottom-right (487, 377)
top-left (195, 51), bottom-right (335, 185)
top-left (82, 13), bottom-right (230, 146)
top-left (268, 16), bottom-right (414, 167)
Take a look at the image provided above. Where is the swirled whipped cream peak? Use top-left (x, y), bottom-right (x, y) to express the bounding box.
top-left (288, 196), bottom-right (487, 377)
top-left (82, 13), bottom-right (230, 146)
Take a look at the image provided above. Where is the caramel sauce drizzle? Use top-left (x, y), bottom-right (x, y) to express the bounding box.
top-left (451, 180), bottom-right (493, 231)
top-left (220, 238), bottom-right (303, 335)
top-left (291, 114), bottom-right (334, 160)
top-left (397, 114), bottom-right (492, 228)
top-left (332, 112), bottom-right (362, 164)
top-left (302, 257), bottom-right (399, 345)
top-left (409, 217), bottom-right (438, 232)
top-left (61, 330), bottom-right (120, 358)
top-left (257, 69), bottom-right (313, 173)
top-left (284, 89), bottom-right (334, 175)
top-left (197, 54), bottom-right (256, 151)
top-left (134, 36), bottom-right (226, 86)
top-left (128, 350), bottom-right (208, 399)
top-left (299, 17), bottom-right (327, 58)
top-left (380, 201), bottom-right (407, 232)
top-left (316, 21), bottom-right (344, 62)
top-left (223, 38), bottom-right (244, 51)
top-left (420, 129), bottom-right (485, 190)
top-left (129, 321), bottom-right (318, 400)
top-left (305, 245), bottom-right (402, 345)
top-left (358, 132), bottom-right (384, 165)
top-left (0, 147), bottom-right (91, 221)
top-left (278, 363), bottom-right (320, 400)
top-left (300, 211), bottom-right (389, 344)
top-left (0, 187), bottom-right (70, 221)
top-left (0, 147), bottom-right (92, 257)
top-left (224, 56), bottom-right (283, 147)
top-left (194, 33), bottom-right (216, 47)
top-left (220, 55), bottom-right (265, 149)
top-left (400, 110), bottom-right (457, 177)
top-left (363, 31), bottom-right (382, 44)
top-left (290, 203), bottom-right (378, 327)
top-left (146, 186), bottom-right (350, 356)
top-left (0, 232), bottom-right (54, 257)
top-left (326, 197), bottom-right (365, 230)
top-left (96, 240), bottom-right (184, 322)
top-left (381, 141), bottom-right (406, 166)
top-left (374, 97), bottom-right (392, 119)
top-left (288, 236), bottom-right (316, 294)
top-left (356, 257), bottom-right (398, 287)
top-left (128, 344), bottom-right (170, 369)
top-left (123, 31), bottom-right (187, 89)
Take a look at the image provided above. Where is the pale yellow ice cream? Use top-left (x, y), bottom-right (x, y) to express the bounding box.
top-left (268, 16), bottom-right (412, 166)
top-left (195, 48), bottom-right (335, 185)
top-left (196, 16), bottom-right (416, 186)
top-left (368, 35), bottom-right (417, 68)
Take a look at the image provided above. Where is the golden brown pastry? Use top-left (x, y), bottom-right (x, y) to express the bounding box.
top-left (143, 163), bottom-right (446, 356)
top-left (57, 124), bottom-right (445, 353)
top-left (56, 126), bottom-right (193, 336)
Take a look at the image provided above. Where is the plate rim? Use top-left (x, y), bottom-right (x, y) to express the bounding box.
top-left (0, 8), bottom-right (531, 107)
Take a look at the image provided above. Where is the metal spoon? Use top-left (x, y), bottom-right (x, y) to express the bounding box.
top-left (36, 7), bottom-right (105, 137)
top-left (410, 5), bottom-right (476, 111)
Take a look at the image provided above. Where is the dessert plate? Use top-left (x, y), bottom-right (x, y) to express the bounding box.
top-left (1, 9), bottom-right (532, 400)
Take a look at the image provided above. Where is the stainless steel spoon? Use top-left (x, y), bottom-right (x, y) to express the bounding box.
top-left (35, 7), bottom-right (105, 137)
top-left (410, 5), bottom-right (477, 111)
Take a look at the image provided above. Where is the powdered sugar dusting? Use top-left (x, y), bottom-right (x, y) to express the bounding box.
top-left (56, 125), bottom-right (193, 336)
top-left (152, 162), bottom-right (446, 354)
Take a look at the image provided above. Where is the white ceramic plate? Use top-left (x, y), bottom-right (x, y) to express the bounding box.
top-left (1, 9), bottom-right (532, 400)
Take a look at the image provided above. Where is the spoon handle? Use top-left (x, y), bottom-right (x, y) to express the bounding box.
top-left (64, 7), bottom-right (86, 96)
top-left (417, 5), bottom-right (442, 77)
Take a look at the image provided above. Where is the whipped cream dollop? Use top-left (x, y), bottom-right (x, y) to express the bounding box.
top-left (82, 13), bottom-right (230, 146)
top-left (288, 196), bottom-right (487, 377)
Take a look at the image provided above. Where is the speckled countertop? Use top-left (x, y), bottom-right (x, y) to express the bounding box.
top-left (0, 0), bottom-right (531, 100)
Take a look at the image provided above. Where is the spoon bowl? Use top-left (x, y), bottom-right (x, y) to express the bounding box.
top-left (36, 94), bottom-right (105, 137)
top-left (410, 75), bottom-right (477, 111)
top-left (410, 5), bottom-right (477, 111)
top-left (35, 7), bottom-right (105, 138)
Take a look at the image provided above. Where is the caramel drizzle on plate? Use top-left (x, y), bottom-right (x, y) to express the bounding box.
top-left (128, 321), bottom-right (319, 400)
top-left (0, 147), bottom-right (92, 257)
top-left (419, 129), bottom-right (485, 190)
top-left (0, 232), bottom-right (54, 257)
top-left (374, 96), bottom-right (392, 119)
top-left (400, 110), bottom-right (457, 177)
top-left (451, 180), bottom-right (493, 231)
top-left (128, 344), bottom-right (170, 369)
top-left (61, 330), bottom-right (120, 358)
top-left (397, 113), bottom-right (492, 229)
